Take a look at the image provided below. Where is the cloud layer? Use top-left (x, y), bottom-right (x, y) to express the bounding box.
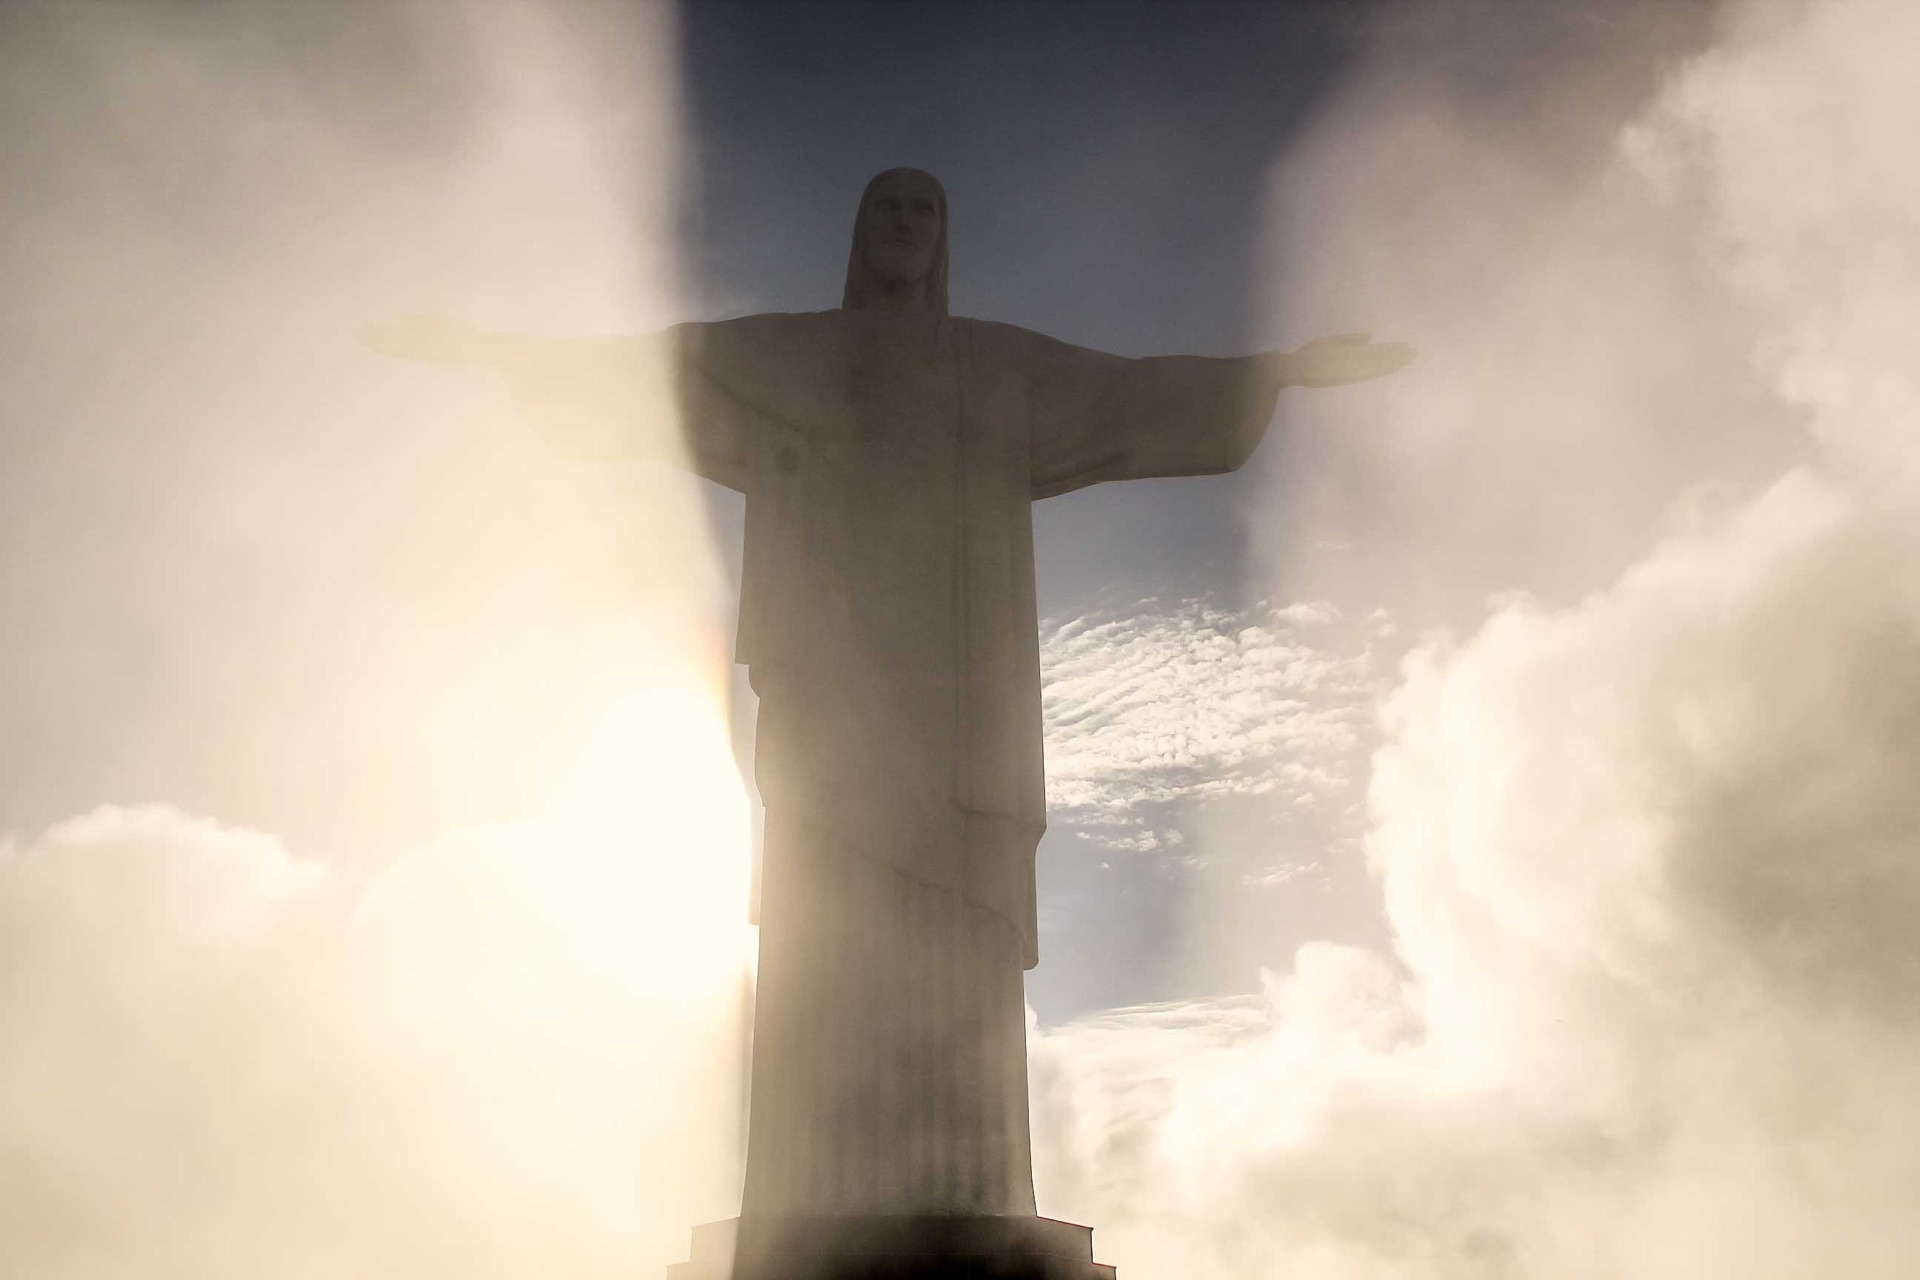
top-left (1032, 2), bottom-right (1920, 1276)
top-left (3, 685), bottom-right (755, 1278)
top-left (1040, 598), bottom-right (1383, 851)
top-left (0, 0), bottom-right (717, 863)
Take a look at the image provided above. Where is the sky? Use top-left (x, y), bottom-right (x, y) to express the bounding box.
top-left (6, 0), bottom-right (1920, 1277)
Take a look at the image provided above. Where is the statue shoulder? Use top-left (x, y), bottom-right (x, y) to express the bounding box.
top-left (686, 309), bottom-right (844, 367)
top-left (690, 308), bottom-right (841, 346)
top-left (682, 310), bottom-right (853, 433)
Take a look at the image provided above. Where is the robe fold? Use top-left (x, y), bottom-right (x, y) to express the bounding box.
top-left (518, 309), bottom-right (1282, 1216)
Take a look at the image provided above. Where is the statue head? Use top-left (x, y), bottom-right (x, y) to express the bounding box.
top-left (842, 168), bottom-right (948, 314)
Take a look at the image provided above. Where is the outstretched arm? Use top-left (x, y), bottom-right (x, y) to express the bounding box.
top-left (1262, 332), bottom-right (1415, 388)
top-left (357, 314), bottom-right (532, 368)
top-left (358, 314), bottom-right (753, 489)
top-left (1026, 329), bottom-right (1414, 499)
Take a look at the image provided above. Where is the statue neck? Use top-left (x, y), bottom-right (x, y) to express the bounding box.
top-left (859, 276), bottom-right (933, 313)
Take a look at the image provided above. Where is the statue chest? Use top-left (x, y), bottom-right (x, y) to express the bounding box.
top-left (730, 316), bottom-right (1036, 680)
top-left (804, 370), bottom-right (967, 666)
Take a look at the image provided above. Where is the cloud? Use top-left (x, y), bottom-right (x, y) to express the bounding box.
top-left (1031, 1), bottom-right (1920, 1276)
top-left (0, 0), bottom-right (717, 866)
top-left (1, 685), bottom-right (754, 1278)
top-left (1038, 473), bottom-right (1920, 1279)
top-left (0, 9), bottom-right (747, 1263)
top-left (1040, 598), bottom-right (1381, 844)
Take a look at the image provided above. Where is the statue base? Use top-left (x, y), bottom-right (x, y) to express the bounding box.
top-left (667, 1215), bottom-right (1117, 1280)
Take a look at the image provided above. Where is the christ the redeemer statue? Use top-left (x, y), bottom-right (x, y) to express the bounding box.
top-left (368, 168), bottom-right (1408, 1276)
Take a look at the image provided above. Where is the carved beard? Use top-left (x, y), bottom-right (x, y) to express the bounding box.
top-left (862, 239), bottom-right (937, 292)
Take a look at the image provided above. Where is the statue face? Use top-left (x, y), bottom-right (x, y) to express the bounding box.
top-left (859, 171), bottom-right (942, 289)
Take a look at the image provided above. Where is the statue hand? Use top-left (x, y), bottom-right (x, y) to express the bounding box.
top-left (1284, 332), bottom-right (1415, 388)
top-left (357, 313), bottom-right (505, 366)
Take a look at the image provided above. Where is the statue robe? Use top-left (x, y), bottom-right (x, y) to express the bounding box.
top-left (523, 309), bottom-right (1282, 1217)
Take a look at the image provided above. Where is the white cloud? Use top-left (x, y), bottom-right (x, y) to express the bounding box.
top-left (1040, 598), bottom-right (1381, 846)
top-left (0, 0), bottom-right (717, 864)
top-left (1, 686), bottom-right (753, 1278)
top-left (1032, 2), bottom-right (1920, 1276)
top-left (1038, 472), bottom-right (1920, 1278)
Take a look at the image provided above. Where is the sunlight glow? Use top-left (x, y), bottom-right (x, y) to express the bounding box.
top-left (543, 675), bottom-right (756, 996)
top-left (350, 666), bottom-right (757, 1042)
top-left (340, 664), bottom-right (757, 1267)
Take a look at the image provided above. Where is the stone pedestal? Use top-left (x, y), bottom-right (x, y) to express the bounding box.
top-left (667, 1215), bottom-right (1117, 1280)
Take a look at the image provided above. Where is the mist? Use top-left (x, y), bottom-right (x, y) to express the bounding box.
top-left (2, 2), bottom-right (754, 1276)
top-left (1031, 0), bottom-right (1920, 1276)
top-left (9, 1), bottom-right (1919, 1277)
